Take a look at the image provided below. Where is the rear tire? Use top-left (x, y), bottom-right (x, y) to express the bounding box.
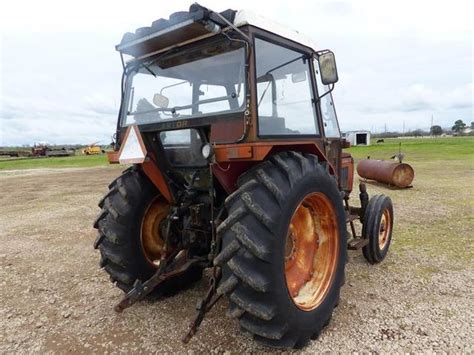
top-left (362, 195), bottom-right (394, 264)
top-left (215, 152), bottom-right (346, 348)
top-left (93, 165), bottom-right (202, 296)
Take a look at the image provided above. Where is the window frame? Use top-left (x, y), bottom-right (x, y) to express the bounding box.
top-left (313, 59), bottom-right (342, 138)
top-left (253, 33), bottom-right (324, 139)
top-left (119, 34), bottom-right (249, 132)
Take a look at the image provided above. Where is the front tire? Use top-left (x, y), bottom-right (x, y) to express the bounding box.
top-left (362, 195), bottom-right (394, 264)
top-left (215, 152), bottom-right (346, 348)
top-left (93, 166), bottom-right (202, 296)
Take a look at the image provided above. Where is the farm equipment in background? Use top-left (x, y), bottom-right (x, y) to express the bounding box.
top-left (0, 150), bottom-right (30, 158)
top-left (93, 4), bottom-right (395, 349)
top-left (31, 143), bottom-right (75, 157)
top-left (82, 142), bottom-right (105, 155)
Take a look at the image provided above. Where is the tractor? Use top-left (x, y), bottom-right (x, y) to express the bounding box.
top-left (93, 4), bottom-right (394, 349)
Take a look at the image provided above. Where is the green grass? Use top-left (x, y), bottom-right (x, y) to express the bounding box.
top-left (1, 136), bottom-right (472, 171)
top-left (346, 136), bottom-right (474, 267)
top-left (348, 136), bottom-right (474, 162)
top-left (0, 154), bottom-right (108, 170)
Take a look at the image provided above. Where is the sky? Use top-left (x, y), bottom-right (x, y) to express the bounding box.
top-left (0, 0), bottom-right (472, 146)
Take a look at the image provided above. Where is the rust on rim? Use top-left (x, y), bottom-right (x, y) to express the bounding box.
top-left (378, 209), bottom-right (391, 250)
top-left (140, 197), bottom-right (170, 267)
top-left (284, 192), bottom-right (339, 311)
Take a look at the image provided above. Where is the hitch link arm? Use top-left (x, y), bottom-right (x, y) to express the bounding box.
top-left (182, 267), bottom-right (222, 344)
top-left (114, 256), bottom-right (200, 313)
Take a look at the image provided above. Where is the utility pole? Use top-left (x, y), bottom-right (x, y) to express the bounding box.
top-left (430, 114), bottom-right (434, 137)
top-left (403, 121), bottom-right (405, 135)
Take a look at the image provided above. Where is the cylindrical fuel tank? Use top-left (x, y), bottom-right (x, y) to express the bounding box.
top-left (357, 159), bottom-right (414, 188)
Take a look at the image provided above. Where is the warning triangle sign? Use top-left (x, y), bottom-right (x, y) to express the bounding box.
top-left (119, 125), bottom-right (147, 164)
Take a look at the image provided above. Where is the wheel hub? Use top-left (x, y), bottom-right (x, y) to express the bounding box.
top-left (285, 230), bottom-right (296, 262)
top-left (284, 192), bottom-right (339, 311)
top-left (378, 209), bottom-right (391, 250)
top-left (140, 197), bottom-right (170, 267)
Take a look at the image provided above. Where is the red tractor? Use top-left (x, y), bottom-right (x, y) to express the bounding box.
top-left (94, 4), bottom-right (394, 348)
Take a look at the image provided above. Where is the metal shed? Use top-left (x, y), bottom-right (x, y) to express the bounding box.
top-left (343, 131), bottom-right (371, 146)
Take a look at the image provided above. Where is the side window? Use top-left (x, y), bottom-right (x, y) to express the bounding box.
top-left (314, 60), bottom-right (340, 138)
top-left (255, 38), bottom-right (318, 136)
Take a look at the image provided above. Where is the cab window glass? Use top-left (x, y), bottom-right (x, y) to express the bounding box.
top-left (255, 38), bottom-right (318, 135)
top-left (314, 60), bottom-right (340, 138)
top-left (159, 129), bottom-right (206, 166)
top-left (198, 84), bottom-right (230, 114)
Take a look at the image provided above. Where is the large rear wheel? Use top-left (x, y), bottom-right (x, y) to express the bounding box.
top-left (93, 166), bottom-right (202, 296)
top-left (215, 152), bottom-right (346, 348)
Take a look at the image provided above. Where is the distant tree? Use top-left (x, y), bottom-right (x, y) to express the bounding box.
top-left (377, 131), bottom-right (399, 138)
top-left (430, 125), bottom-right (443, 136)
top-left (452, 119), bottom-right (466, 133)
top-left (412, 129), bottom-right (424, 137)
top-left (471, 121), bottom-right (474, 129)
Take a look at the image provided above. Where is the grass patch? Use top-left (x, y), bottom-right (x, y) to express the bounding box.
top-left (347, 137), bottom-right (474, 266)
top-left (0, 154), bottom-right (108, 170)
top-left (1, 136), bottom-right (472, 170)
top-left (348, 136), bottom-right (474, 162)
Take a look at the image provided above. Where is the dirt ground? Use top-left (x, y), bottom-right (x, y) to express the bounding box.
top-left (1, 164), bottom-right (473, 353)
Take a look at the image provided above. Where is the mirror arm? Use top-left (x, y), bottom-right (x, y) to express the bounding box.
top-left (160, 80), bottom-right (188, 95)
top-left (315, 83), bottom-right (335, 103)
top-left (120, 52), bottom-right (125, 70)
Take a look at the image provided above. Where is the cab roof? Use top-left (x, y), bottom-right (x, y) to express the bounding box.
top-left (116, 4), bottom-right (317, 58)
top-left (233, 10), bottom-right (317, 51)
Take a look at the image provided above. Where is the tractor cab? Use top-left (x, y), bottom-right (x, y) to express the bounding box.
top-left (95, 4), bottom-right (395, 349)
top-left (111, 4), bottom-right (348, 199)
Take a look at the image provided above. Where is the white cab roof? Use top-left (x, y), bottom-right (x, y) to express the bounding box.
top-left (233, 10), bottom-right (318, 51)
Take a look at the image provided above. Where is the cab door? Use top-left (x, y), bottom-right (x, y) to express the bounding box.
top-left (313, 60), bottom-right (342, 178)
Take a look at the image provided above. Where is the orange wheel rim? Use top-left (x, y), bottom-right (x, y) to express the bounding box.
top-left (284, 192), bottom-right (339, 311)
top-left (378, 209), bottom-right (391, 250)
top-left (140, 197), bottom-right (170, 267)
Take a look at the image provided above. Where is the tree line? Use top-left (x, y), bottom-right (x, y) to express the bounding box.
top-left (372, 120), bottom-right (473, 138)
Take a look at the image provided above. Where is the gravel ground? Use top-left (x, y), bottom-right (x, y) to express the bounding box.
top-left (0, 165), bottom-right (473, 353)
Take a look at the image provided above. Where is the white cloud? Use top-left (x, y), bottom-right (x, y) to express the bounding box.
top-left (354, 82), bottom-right (473, 113)
top-left (1, 0), bottom-right (473, 145)
top-left (401, 83), bottom-right (474, 111)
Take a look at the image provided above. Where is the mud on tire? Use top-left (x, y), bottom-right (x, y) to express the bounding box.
top-left (93, 165), bottom-right (202, 296)
top-left (215, 152), bottom-right (347, 348)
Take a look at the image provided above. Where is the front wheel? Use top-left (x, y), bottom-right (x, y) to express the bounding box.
top-left (215, 152), bottom-right (346, 348)
top-left (362, 195), bottom-right (394, 264)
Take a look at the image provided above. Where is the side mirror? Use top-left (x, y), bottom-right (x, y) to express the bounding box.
top-left (153, 93), bottom-right (169, 108)
top-left (318, 51), bottom-right (338, 85)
